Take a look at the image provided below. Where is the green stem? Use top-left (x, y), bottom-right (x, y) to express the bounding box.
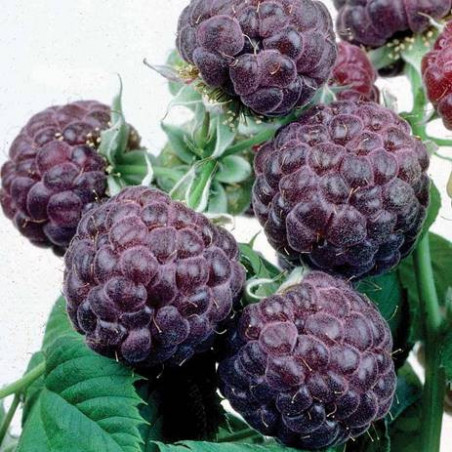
top-left (413, 236), bottom-right (445, 452)
top-left (217, 428), bottom-right (262, 443)
top-left (0, 394), bottom-right (20, 448)
top-left (198, 112), bottom-right (211, 152)
top-left (429, 136), bottom-right (452, 148)
top-left (224, 128), bottom-right (276, 157)
top-left (0, 362), bottom-right (45, 400)
top-left (187, 159), bottom-right (217, 210)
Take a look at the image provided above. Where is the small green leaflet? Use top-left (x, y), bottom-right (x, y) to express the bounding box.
top-left (17, 297), bottom-right (144, 452)
top-left (216, 156), bottom-right (252, 185)
top-left (149, 441), bottom-right (303, 452)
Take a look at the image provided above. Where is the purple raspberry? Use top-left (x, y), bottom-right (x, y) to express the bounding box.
top-left (63, 186), bottom-right (246, 368)
top-left (176, 0), bottom-right (337, 117)
top-left (334, 0), bottom-right (452, 48)
top-left (0, 101), bottom-right (139, 255)
top-left (219, 271), bottom-right (396, 450)
top-left (252, 101), bottom-right (430, 279)
top-left (331, 42), bottom-right (380, 103)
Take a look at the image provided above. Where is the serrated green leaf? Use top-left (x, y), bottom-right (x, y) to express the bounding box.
top-left (399, 233), bottom-right (452, 340)
top-left (208, 181), bottom-right (229, 214)
top-left (161, 123), bottom-right (196, 164)
top-left (18, 297), bottom-right (145, 452)
top-left (216, 156), bottom-right (252, 185)
top-left (389, 363), bottom-right (422, 422)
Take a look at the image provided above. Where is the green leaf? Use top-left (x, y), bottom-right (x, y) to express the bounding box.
top-left (17, 297), bottom-right (144, 452)
top-left (187, 160), bottom-right (218, 212)
top-left (347, 421), bottom-right (390, 452)
top-left (357, 272), bottom-right (412, 368)
top-left (420, 181), bottom-right (441, 239)
top-left (161, 123), bottom-right (196, 164)
top-left (399, 233), bottom-right (452, 340)
top-left (150, 441), bottom-right (302, 452)
top-left (441, 330), bottom-right (452, 380)
top-left (224, 177), bottom-right (253, 215)
top-left (389, 363), bottom-right (422, 422)
top-left (216, 156), bottom-right (252, 185)
top-left (210, 117), bottom-right (236, 159)
top-left (208, 181), bottom-right (229, 214)
top-left (388, 400), bottom-right (422, 452)
top-left (98, 79), bottom-right (130, 165)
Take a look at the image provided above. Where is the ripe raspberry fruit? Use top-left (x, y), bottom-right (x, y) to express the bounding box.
top-left (63, 186), bottom-right (245, 368)
top-left (176, 0), bottom-right (337, 117)
top-left (0, 101), bottom-right (138, 255)
top-left (334, 0), bottom-right (451, 48)
top-left (330, 42), bottom-right (379, 103)
top-left (253, 101), bottom-right (430, 279)
top-left (219, 271), bottom-right (396, 450)
top-left (422, 22), bottom-right (452, 130)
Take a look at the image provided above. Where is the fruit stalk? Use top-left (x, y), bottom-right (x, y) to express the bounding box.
top-left (0, 393), bottom-right (20, 448)
top-left (413, 236), bottom-right (445, 452)
top-left (0, 362), bottom-right (45, 400)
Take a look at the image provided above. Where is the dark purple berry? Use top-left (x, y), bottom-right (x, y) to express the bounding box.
top-left (253, 101), bottom-right (430, 279)
top-left (176, 0), bottom-right (337, 117)
top-left (63, 186), bottom-right (246, 368)
top-left (334, 0), bottom-right (451, 48)
top-left (218, 271), bottom-right (396, 450)
top-left (0, 101), bottom-right (140, 254)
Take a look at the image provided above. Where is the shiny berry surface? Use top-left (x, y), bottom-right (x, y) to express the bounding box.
top-left (0, 101), bottom-right (112, 254)
top-left (64, 186), bottom-right (246, 368)
top-left (219, 271), bottom-right (396, 450)
top-left (176, 0), bottom-right (337, 117)
top-left (422, 22), bottom-right (452, 130)
top-left (331, 42), bottom-right (379, 102)
top-left (253, 101), bottom-right (430, 279)
top-left (334, 0), bottom-right (451, 48)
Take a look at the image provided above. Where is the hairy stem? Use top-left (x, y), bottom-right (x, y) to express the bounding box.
top-left (187, 159), bottom-right (217, 210)
top-left (224, 128), bottom-right (276, 157)
top-left (115, 164), bottom-right (182, 180)
top-left (0, 394), bottom-right (20, 448)
top-left (0, 362), bottom-right (45, 400)
top-left (413, 236), bottom-right (445, 452)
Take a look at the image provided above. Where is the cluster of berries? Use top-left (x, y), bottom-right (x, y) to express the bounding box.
top-left (2, 0), bottom-right (449, 450)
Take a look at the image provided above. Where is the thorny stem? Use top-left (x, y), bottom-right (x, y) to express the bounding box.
top-left (187, 159), bottom-right (218, 210)
top-left (224, 128), bottom-right (276, 157)
top-left (198, 111), bottom-right (211, 153)
top-left (0, 394), bottom-right (20, 448)
top-left (0, 362), bottom-right (45, 400)
top-left (413, 236), bottom-right (445, 452)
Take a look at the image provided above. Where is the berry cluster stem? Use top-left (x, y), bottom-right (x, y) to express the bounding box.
top-left (0, 362), bottom-right (45, 400)
top-left (413, 236), bottom-right (445, 452)
top-left (0, 393), bottom-right (20, 448)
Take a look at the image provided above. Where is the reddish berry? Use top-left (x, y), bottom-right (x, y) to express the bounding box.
top-left (334, 0), bottom-right (451, 48)
top-left (176, 0), bottom-right (337, 117)
top-left (331, 42), bottom-right (380, 102)
top-left (253, 101), bottom-right (430, 279)
top-left (64, 186), bottom-right (246, 368)
top-left (422, 22), bottom-right (452, 130)
top-left (219, 271), bottom-right (396, 449)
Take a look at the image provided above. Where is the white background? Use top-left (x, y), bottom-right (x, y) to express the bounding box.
top-left (0, 0), bottom-right (451, 448)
